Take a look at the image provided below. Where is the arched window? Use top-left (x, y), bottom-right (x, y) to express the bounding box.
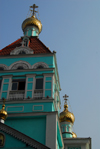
top-left (9, 60), bottom-right (31, 70)
top-left (0, 67), bottom-right (4, 70)
top-left (17, 66), bottom-right (24, 70)
top-left (37, 65), bottom-right (44, 69)
top-left (19, 51), bottom-right (26, 55)
top-left (32, 62), bottom-right (49, 69)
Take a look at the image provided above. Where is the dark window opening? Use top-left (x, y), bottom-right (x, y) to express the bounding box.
top-left (17, 66), bottom-right (24, 70)
top-left (0, 67), bottom-right (4, 70)
top-left (19, 51), bottom-right (26, 55)
top-left (35, 78), bottom-right (43, 89)
top-left (37, 65), bottom-right (44, 69)
top-left (12, 79), bottom-right (25, 90)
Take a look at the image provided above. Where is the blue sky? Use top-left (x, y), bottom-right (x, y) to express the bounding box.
top-left (0, 0), bottom-right (100, 148)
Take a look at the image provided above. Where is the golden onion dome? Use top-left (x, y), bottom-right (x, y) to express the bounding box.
top-left (59, 104), bottom-right (75, 124)
top-left (22, 15), bottom-right (42, 34)
top-left (0, 104), bottom-right (7, 121)
top-left (72, 132), bottom-right (77, 138)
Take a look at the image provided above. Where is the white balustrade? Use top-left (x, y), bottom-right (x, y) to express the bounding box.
top-left (34, 90), bottom-right (43, 98)
top-left (9, 90), bottom-right (25, 100)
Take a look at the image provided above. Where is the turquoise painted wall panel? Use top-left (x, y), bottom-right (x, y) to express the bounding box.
top-left (3, 84), bottom-right (8, 91)
top-left (62, 133), bottom-right (72, 138)
top-left (0, 131), bottom-right (27, 148)
top-left (1, 92), bottom-right (7, 99)
top-left (6, 116), bottom-right (46, 145)
top-left (45, 82), bottom-right (51, 89)
top-left (45, 90), bottom-right (51, 97)
top-left (0, 56), bottom-right (53, 67)
top-left (46, 77), bottom-right (52, 81)
top-left (33, 31), bottom-right (36, 36)
top-left (26, 91), bottom-right (32, 98)
top-left (28, 29), bottom-right (32, 36)
top-left (28, 78), bottom-right (33, 82)
top-left (7, 106), bottom-right (23, 113)
top-left (27, 83), bottom-right (33, 90)
top-left (4, 79), bottom-right (9, 83)
top-left (0, 102), bottom-right (54, 113)
top-left (33, 105), bottom-right (43, 111)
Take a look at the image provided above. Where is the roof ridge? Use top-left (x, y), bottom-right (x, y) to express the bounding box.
top-left (0, 122), bottom-right (50, 149)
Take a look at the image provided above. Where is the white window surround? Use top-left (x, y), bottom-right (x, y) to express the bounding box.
top-left (0, 64), bottom-right (8, 70)
top-left (10, 46), bottom-right (33, 55)
top-left (9, 60), bottom-right (31, 70)
top-left (32, 62), bottom-right (49, 69)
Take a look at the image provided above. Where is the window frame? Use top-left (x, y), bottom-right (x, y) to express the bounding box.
top-left (35, 78), bottom-right (43, 90)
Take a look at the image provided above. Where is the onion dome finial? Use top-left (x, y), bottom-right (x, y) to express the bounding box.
top-left (22, 4), bottom-right (42, 36)
top-left (0, 98), bottom-right (7, 123)
top-left (59, 94), bottom-right (75, 124)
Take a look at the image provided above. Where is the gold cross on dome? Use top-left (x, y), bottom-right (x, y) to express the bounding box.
top-left (63, 94), bottom-right (69, 104)
top-left (30, 4), bottom-right (38, 16)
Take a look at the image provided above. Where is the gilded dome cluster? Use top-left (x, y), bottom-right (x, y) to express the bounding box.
top-left (59, 104), bottom-right (75, 124)
top-left (22, 15), bottom-right (42, 34)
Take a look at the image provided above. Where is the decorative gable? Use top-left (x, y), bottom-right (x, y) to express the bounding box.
top-left (0, 37), bottom-right (51, 56)
top-left (10, 46), bottom-right (33, 55)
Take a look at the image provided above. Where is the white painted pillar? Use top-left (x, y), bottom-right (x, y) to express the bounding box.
top-left (46, 113), bottom-right (57, 149)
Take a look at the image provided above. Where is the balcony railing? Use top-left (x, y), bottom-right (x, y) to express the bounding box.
top-left (8, 90), bottom-right (43, 100)
top-left (9, 90), bottom-right (25, 100)
top-left (34, 90), bottom-right (43, 99)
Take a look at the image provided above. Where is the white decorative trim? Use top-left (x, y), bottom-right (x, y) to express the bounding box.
top-left (9, 60), bottom-right (31, 70)
top-left (33, 105), bottom-right (43, 111)
top-left (10, 46), bottom-right (33, 55)
top-left (0, 64), bottom-right (8, 70)
top-left (32, 62), bottom-right (49, 69)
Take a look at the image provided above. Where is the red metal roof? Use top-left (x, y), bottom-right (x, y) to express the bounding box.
top-left (0, 37), bottom-right (51, 55)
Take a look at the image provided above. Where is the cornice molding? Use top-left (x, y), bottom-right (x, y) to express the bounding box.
top-left (0, 53), bottom-right (54, 59)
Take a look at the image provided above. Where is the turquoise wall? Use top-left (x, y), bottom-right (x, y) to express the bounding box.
top-left (0, 102), bottom-right (55, 113)
top-left (24, 26), bottom-right (38, 36)
top-left (6, 116), bottom-right (46, 145)
top-left (62, 133), bottom-right (72, 138)
top-left (0, 56), bottom-right (54, 68)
